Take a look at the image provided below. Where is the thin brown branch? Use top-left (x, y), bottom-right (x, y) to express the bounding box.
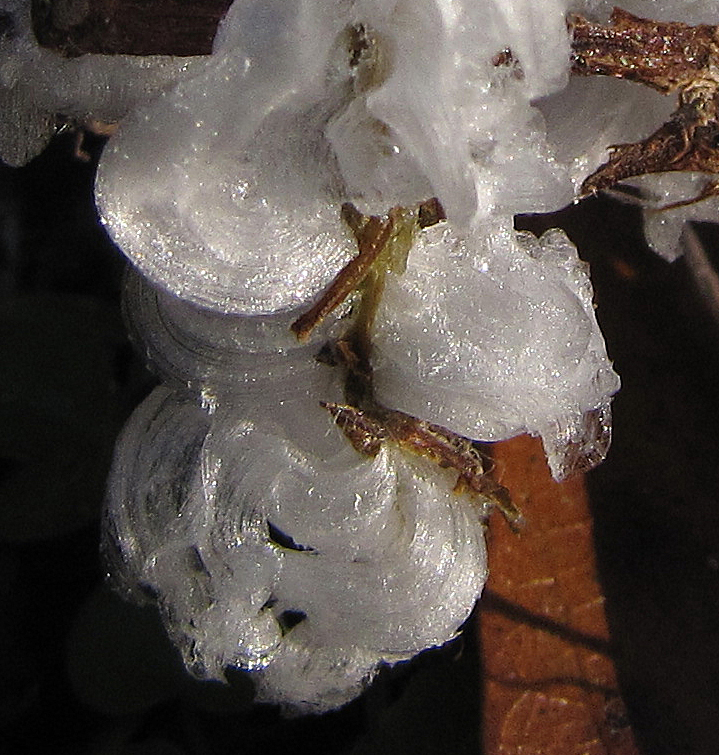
top-left (322, 399), bottom-right (520, 526)
top-left (570, 7), bottom-right (719, 201)
top-left (579, 95), bottom-right (719, 197)
top-left (570, 7), bottom-right (719, 94)
top-left (290, 198), bottom-right (445, 343)
top-left (321, 337), bottom-right (521, 528)
top-left (31, 0), bottom-right (233, 57)
top-left (290, 204), bottom-right (395, 343)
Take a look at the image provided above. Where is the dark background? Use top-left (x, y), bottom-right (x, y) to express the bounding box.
top-left (2, 123), bottom-right (719, 754)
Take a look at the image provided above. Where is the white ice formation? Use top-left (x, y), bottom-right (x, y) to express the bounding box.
top-left (105, 383), bottom-right (489, 712)
top-left (0, 0), bottom-right (199, 165)
top-left (24, 0), bottom-right (719, 713)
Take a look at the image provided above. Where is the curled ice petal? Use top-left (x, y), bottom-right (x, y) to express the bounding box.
top-left (95, 97), bottom-right (358, 314)
top-left (95, 0), bottom-right (363, 315)
top-left (272, 456), bottom-right (487, 651)
top-left (104, 385), bottom-right (487, 713)
top-left (122, 270), bottom-right (347, 396)
top-left (102, 387), bottom-right (215, 603)
top-left (358, 0), bottom-right (573, 223)
top-left (372, 223), bottom-right (620, 476)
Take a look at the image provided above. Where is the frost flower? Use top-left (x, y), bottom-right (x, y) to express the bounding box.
top-left (0, 0), bottom-right (632, 712)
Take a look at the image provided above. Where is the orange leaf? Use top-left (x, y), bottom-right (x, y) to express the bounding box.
top-left (479, 434), bottom-right (640, 755)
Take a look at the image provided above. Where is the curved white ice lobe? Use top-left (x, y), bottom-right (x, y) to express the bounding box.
top-left (372, 224), bottom-right (620, 479)
top-left (355, 0), bottom-right (573, 224)
top-left (96, 0), bottom-right (360, 315)
top-left (122, 270), bottom-right (346, 397)
top-left (104, 386), bottom-right (488, 714)
top-left (102, 388), bottom-right (219, 606)
top-left (103, 388), bottom-right (284, 674)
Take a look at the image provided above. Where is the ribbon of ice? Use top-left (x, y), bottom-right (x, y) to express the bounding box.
top-left (92, 0), bottom-right (623, 713)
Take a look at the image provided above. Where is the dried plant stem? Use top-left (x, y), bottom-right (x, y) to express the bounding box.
top-left (31, 0), bottom-right (233, 56)
top-left (569, 7), bottom-right (719, 200)
top-left (290, 204), bottom-right (395, 343)
top-left (570, 8), bottom-right (719, 94)
top-left (291, 198), bottom-right (444, 343)
top-left (323, 397), bottom-right (521, 527)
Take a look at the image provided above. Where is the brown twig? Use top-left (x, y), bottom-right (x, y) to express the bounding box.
top-left (322, 398), bottom-right (520, 526)
top-left (290, 204), bottom-right (396, 343)
top-left (31, 0), bottom-right (233, 57)
top-left (290, 198), bottom-right (445, 343)
top-left (570, 8), bottom-right (718, 94)
top-left (569, 7), bottom-right (719, 201)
